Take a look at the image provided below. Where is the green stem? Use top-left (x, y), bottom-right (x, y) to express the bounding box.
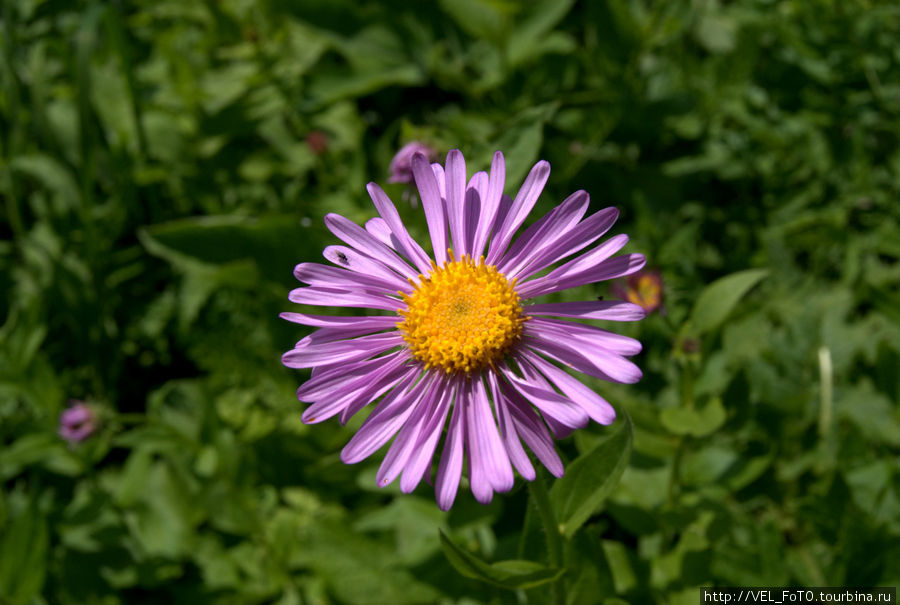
top-left (529, 472), bottom-right (564, 604)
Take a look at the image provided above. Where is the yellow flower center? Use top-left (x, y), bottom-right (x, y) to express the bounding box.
top-left (398, 255), bottom-right (526, 374)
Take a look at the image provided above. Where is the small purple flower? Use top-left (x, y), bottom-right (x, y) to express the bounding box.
top-left (282, 150), bottom-right (646, 510)
top-left (59, 401), bottom-right (96, 443)
top-left (388, 142), bottom-right (437, 184)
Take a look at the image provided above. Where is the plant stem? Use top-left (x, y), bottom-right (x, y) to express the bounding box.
top-left (529, 472), bottom-right (564, 605)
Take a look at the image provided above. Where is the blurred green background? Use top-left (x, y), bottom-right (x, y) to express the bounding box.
top-left (1, 0), bottom-right (899, 603)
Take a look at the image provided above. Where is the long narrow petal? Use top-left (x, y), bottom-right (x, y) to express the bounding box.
top-left (325, 213), bottom-right (418, 279)
top-left (300, 361), bottom-right (413, 424)
top-left (289, 286), bottom-right (402, 311)
top-left (519, 350), bottom-right (616, 425)
top-left (297, 351), bottom-right (405, 401)
top-left (527, 317), bottom-right (642, 356)
top-left (279, 313), bottom-right (398, 329)
top-left (498, 190), bottom-right (589, 278)
top-left (411, 153), bottom-right (448, 266)
top-left (432, 163), bottom-right (446, 198)
top-left (339, 363), bottom-right (420, 424)
top-left (524, 301), bottom-right (646, 322)
top-left (376, 375), bottom-right (439, 487)
top-left (519, 234), bottom-right (630, 297)
top-left (501, 369), bottom-right (590, 428)
top-left (445, 150), bottom-right (468, 259)
top-left (340, 371), bottom-right (423, 463)
top-left (323, 245), bottom-right (412, 291)
top-left (282, 332), bottom-right (404, 368)
top-left (435, 383), bottom-right (466, 511)
top-left (400, 380), bottom-right (453, 493)
top-left (367, 183), bottom-right (434, 274)
top-left (514, 207), bottom-right (620, 280)
top-left (468, 376), bottom-right (514, 493)
top-left (472, 152), bottom-right (505, 258)
top-left (486, 160), bottom-right (550, 265)
top-left (487, 371), bottom-right (535, 480)
top-left (517, 253), bottom-right (646, 299)
top-left (499, 378), bottom-right (564, 477)
top-left (463, 171), bottom-right (487, 259)
top-left (293, 262), bottom-right (410, 293)
top-left (525, 333), bottom-right (643, 384)
top-left (365, 217), bottom-right (394, 248)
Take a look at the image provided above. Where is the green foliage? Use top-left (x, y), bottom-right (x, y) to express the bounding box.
top-left (551, 412), bottom-right (632, 538)
top-left (2, 0), bottom-right (899, 603)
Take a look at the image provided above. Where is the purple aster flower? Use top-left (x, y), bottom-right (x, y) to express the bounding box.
top-left (282, 150), bottom-right (646, 510)
top-left (59, 401), bottom-right (96, 444)
top-left (388, 141), bottom-right (437, 184)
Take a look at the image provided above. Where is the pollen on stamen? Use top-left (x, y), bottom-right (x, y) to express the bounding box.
top-left (397, 254), bottom-right (526, 374)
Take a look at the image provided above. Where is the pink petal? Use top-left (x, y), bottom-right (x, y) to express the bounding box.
top-left (520, 350), bottom-right (616, 425)
top-left (471, 152), bottom-right (506, 259)
top-left (367, 183), bottom-right (434, 274)
top-left (324, 213), bottom-right (417, 279)
top-left (486, 160), bottom-right (550, 265)
top-left (524, 301), bottom-right (646, 322)
top-left (340, 372), bottom-right (427, 463)
top-left (411, 153), bottom-right (448, 266)
top-left (469, 376), bottom-right (514, 492)
top-left (445, 150), bottom-right (468, 259)
top-left (498, 190), bottom-right (589, 278)
top-left (435, 384), bottom-right (466, 511)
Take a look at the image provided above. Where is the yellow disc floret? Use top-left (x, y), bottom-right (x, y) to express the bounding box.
top-left (398, 254), bottom-right (527, 374)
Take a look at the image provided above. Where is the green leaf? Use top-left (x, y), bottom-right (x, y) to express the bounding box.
top-left (550, 412), bottom-right (633, 538)
top-left (439, 530), bottom-right (564, 590)
top-left (438, 0), bottom-right (510, 42)
top-left (659, 397), bottom-right (727, 437)
top-left (0, 499), bottom-right (48, 604)
top-left (493, 103), bottom-right (559, 186)
top-left (139, 214), bottom-right (321, 284)
top-left (507, 0), bottom-right (577, 66)
top-left (688, 269), bottom-right (769, 335)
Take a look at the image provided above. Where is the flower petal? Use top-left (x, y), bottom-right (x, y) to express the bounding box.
top-left (296, 352), bottom-right (405, 401)
top-left (463, 171), bottom-right (487, 259)
top-left (471, 152), bottom-right (505, 259)
top-left (520, 350), bottom-right (616, 425)
top-left (340, 372), bottom-right (425, 464)
top-left (300, 360), bottom-right (413, 424)
top-left (528, 317), bottom-right (642, 356)
top-left (411, 153), bottom-right (448, 266)
top-left (515, 207), bottom-right (620, 280)
top-left (324, 213), bottom-right (418, 279)
top-left (487, 371), bottom-right (535, 480)
top-left (501, 367), bottom-right (590, 429)
top-left (525, 332), bottom-right (643, 384)
top-left (445, 150), bottom-right (468, 259)
top-left (524, 300), bottom-right (646, 322)
top-left (367, 183), bottom-right (434, 274)
top-left (435, 384), bottom-right (466, 511)
top-left (518, 252), bottom-right (646, 299)
top-left (499, 380), bottom-right (564, 477)
top-left (288, 286), bottom-right (402, 311)
top-left (400, 380), bottom-right (454, 493)
top-left (279, 313), bottom-right (399, 329)
top-left (376, 375), bottom-right (441, 487)
top-left (467, 376), bottom-right (514, 498)
top-left (323, 245), bottom-right (412, 291)
top-left (282, 332), bottom-right (404, 369)
top-left (486, 160), bottom-right (550, 265)
top-left (293, 262), bottom-right (410, 293)
top-left (498, 190), bottom-right (589, 278)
